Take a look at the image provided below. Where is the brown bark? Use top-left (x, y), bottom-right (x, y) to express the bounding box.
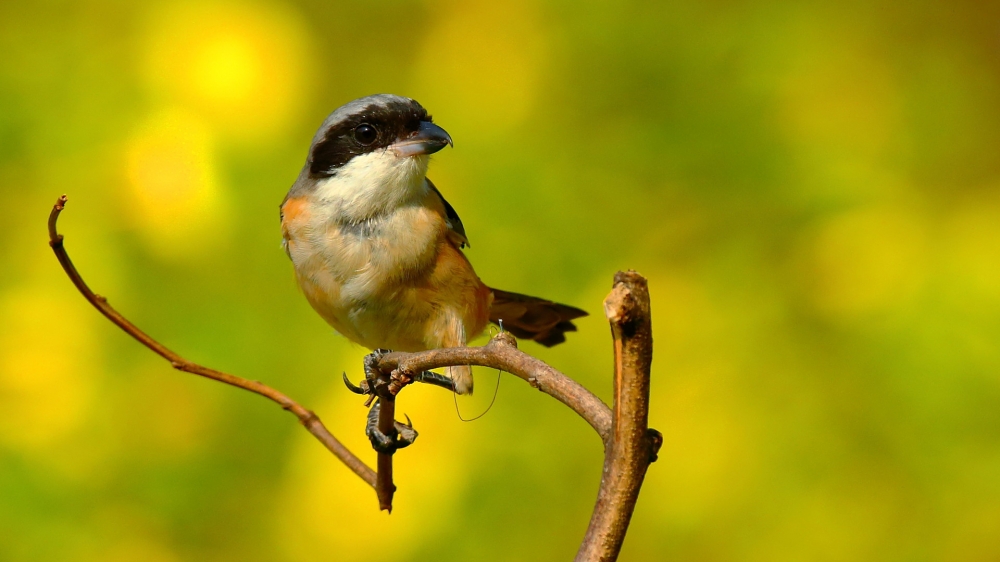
top-left (375, 333), bottom-right (612, 443)
top-left (49, 196), bottom-right (660, 559)
top-left (47, 196), bottom-right (377, 487)
top-left (375, 396), bottom-right (397, 511)
top-left (575, 271), bottom-right (661, 561)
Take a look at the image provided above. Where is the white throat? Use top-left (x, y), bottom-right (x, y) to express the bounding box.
top-left (313, 151), bottom-right (430, 222)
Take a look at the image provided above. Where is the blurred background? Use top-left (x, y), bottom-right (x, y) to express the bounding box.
top-left (2, 0), bottom-right (999, 560)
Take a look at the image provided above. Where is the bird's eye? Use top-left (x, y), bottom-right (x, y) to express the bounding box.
top-left (354, 124), bottom-right (377, 145)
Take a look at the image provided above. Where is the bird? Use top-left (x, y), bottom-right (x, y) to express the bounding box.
top-left (280, 94), bottom-right (586, 394)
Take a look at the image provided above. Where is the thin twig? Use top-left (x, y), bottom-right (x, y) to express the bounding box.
top-left (50, 195), bottom-right (659, 547)
top-left (575, 271), bottom-right (661, 562)
top-left (47, 195), bottom-right (376, 487)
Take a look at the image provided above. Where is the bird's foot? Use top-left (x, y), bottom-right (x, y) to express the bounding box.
top-left (343, 348), bottom-right (457, 397)
top-left (385, 368), bottom-right (457, 394)
top-left (363, 350), bottom-right (390, 393)
top-left (366, 400), bottom-right (418, 454)
top-left (343, 349), bottom-right (394, 402)
top-left (413, 370), bottom-right (456, 392)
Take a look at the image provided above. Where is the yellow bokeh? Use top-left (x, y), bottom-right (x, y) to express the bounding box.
top-left (646, 271), bottom-right (719, 353)
top-left (650, 360), bottom-right (758, 525)
top-left (0, 287), bottom-right (97, 450)
top-left (100, 538), bottom-right (181, 562)
top-left (944, 194), bottom-right (1000, 302)
top-left (276, 382), bottom-right (471, 561)
top-left (118, 358), bottom-right (215, 460)
top-left (800, 206), bottom-right (929, 318)
top-left (412, 0), bottom-right (548, 136)
top-left (124, 108), bottom-right (229, 260)
top-left (749, 479), bottom-right (905, 561)
top-left (141, 1), bottom-right (310, 141)
top-left (3, 1), bottom-right (1000, 560)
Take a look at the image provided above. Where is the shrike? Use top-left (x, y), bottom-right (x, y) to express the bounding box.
top-left (281, 94), bottom-right (586, 394)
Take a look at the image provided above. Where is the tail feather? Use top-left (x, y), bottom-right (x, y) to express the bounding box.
top-left (488, 288), bottom-right (588, 347)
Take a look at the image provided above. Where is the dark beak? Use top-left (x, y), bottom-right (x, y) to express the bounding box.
top-left (392, 121), bottom-right (453, 157)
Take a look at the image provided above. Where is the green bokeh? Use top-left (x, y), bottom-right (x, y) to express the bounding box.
top-left (2, 1), bottom-right (999, 560)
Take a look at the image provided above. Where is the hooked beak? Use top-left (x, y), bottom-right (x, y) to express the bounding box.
top-left (391, 121), bottom-right (453, 157)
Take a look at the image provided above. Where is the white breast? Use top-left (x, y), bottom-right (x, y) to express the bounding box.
top-left (314, 150), bottom-right (430, 222)
top-left (287, 150), bottom-right (445, 348)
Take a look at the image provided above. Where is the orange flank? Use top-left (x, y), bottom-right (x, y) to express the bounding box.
top-left (279, 195), bottom-right (309, 248)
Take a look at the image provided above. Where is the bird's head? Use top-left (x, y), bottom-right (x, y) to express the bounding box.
top-left (306, 94), bottom-right (453, 180)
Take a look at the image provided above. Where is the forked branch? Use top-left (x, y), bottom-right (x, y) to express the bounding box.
top-left (48, 195), bottom-right (659, 561)
top-left (47, 195), bottom-right (376, 486)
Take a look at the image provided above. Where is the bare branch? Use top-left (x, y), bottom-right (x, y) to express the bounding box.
top-left (49, 195), bottom-right (660, 548)
top-left (375, 396), bottom-right (397, 511)
top-left (47, 195), bottom-right (377, 487)
top-left (576, 271), bottom-right (661, 562)
top-left (376, 333), bottom-right (613, 444)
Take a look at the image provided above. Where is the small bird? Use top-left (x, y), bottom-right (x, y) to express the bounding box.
top-left (281, 94), bottom-right (586, 394)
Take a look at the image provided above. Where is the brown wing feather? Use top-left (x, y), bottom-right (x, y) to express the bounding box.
top-left (426, 178), bottom-right (470, 248)
top-left (489, 288), bottom-right (588, 347)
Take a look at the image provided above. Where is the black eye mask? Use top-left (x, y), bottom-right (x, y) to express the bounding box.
top-left (309, 99), bottom-right (431, 178)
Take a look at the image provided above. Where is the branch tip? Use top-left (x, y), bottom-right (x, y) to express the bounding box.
top-left (603, 284), bottom-right (629, 322)
top-left (48, 195), bottom-right (655, 544)
top-left (47, 195), bottom-right (377, 489)
top-left (488, 331), bottom-right (518, 349)
top-left (577, 270), bottom-right (654, 562)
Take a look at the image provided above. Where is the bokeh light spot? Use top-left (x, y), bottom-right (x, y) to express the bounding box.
top-left (125, 108), bottom-right (229, 260)
top-left (192, 33), bottom-right (259, 108)
top-left (141, 1), bottom-right (310, 141)
top-left (276, 382), bottom-right (469, 561)
top-left (412, 0), bottom-right (548, 136)
top-left (0, 288), bottom-right (96, 449)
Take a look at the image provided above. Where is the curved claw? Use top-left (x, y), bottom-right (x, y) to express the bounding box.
top-left (342, 372), bottom-right (367, 395)
top-left (364, 402), bottom-right (420, 453)
top-left (395, 414), bottom-right (418, 448)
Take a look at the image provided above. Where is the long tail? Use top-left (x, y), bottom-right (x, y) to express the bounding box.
top-left (488, 288), bottom-right (588, 347)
